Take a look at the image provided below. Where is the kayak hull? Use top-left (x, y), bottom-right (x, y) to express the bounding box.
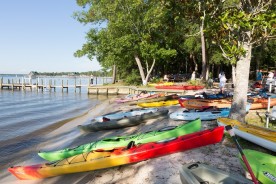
top-left (170, 107), bottom-right (230, 121)
top-left (239, 149), bottom-right (276, 184)
top-left (155, 85), bottom-right (204, 90)
top-left (137, 99), bottom-right (179, 107)
top-left (217, 117), bottom-right (276, 152)
top-left (9, 127), bottom-right (224, 180)
top-left (38, 118), bottom-right (202, 161)
top-left (180, 162), bottom-right (251, 184)
top-left (78, 109), bottom-right (169, 132)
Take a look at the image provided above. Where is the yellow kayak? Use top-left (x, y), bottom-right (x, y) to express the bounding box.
top-left (137, 99), bottom-right (179, 107)
top-left (217, 117), bottom-right (276, 152)
top-left (147, 82), bottom-right (174, 87)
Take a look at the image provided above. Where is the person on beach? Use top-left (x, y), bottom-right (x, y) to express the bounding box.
top-left (219, 71), bottom-right (227, 94)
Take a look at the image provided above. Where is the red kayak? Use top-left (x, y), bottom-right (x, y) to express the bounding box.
top-left (156, 85), bottom-right (204, 90)
top-left (8, 127), bottom-right (224, 180)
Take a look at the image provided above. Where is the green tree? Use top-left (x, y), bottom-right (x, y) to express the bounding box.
top-left (211, 0), bottom-right (276, 122)
top-left (74, 0), bottom-right (177, 85)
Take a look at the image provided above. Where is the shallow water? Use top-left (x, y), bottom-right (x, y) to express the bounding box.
top-left (0, 89), bottom-right (109, 169)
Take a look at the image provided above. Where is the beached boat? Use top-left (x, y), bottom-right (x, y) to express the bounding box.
top-left (38, 118), bottom-right (202, 161)
top-left (217, 117), bottom-right (276, 152)
top-left (78, 108), bottom-right (169, 132)
top-left (155, 85), bottom-right (204, 90)
top-left (93, 108), bottom-right (158, 122)
top-left (137, 99), bottom-right (179, 107)
top-left (115, 92), bottom-right (154, 103)
top-left (127, 94), bottom-right (178, 105)
top-left (179, 98), bottom-right (233, 109)
top-left (248, 97), bottom-right (276, 109)
top-left (170, 107), bottom-right (230, 121)
top-left (239, 149), bottom-right (276, 184)
top-left (180, 162), bottom-right (251, 184)
top-left (8, 126), bottom-right (224, 180)
top-left (147, 82), bottom-right (174, 87)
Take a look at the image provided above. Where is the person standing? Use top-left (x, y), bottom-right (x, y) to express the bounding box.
top-left (256, 69), bottom-right (263, 83)
top-left (219, 71), bottom-right (227, 94)
top-left (90, 75), bottom-right (94, 85)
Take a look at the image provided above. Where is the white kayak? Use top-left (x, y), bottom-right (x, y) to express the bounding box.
top-left (217, 117), bottom-right (276, 152)
top-left (180, 162), bottom-right (252, 184)
top-left (170, 107), bottom-right (230, 121)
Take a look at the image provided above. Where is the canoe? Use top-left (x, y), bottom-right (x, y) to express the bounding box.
top-left (179, 98), bottom-right (233, 109)
top-left (127, 94), bottom-right (179, 105)
top-left (180, 162), bottom-right (251, 184)
top-left (8, 126), bottom-right (224, 180)
top-left (170, 107), bottom-right (230, 121)
top-left (147, 82), bottom-right (174, 87)
top-left (217, 117), bottom-right (276, 152)
top-left (94, 108), bottom-right (158, 122)
top-left (249, 97), bottom-right (276, 109)
top-left (137, 99), bottom-right (179, 107)
top-left (155, 85), bottom-right (204, 90)
top-left (78, 108), bottom-right (169, 132)
top-left (239, 149), bottom-right (276, 184)
top-left (38, 118), bottom-right (202, 161)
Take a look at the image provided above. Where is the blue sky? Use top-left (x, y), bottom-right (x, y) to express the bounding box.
top-left (0, 1), bottom-right (101, 74)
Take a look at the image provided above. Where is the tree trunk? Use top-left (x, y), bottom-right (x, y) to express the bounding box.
top-left (200, 24), bottom-right (207, 81)
top-left (112, 64), bottom-right (116, 84)
top-left (231, 64), bottom-right (236, 87)
top-left (134, 55), bottom-right (155, 86)
top-left (229, 42), bottom-right (252, 123)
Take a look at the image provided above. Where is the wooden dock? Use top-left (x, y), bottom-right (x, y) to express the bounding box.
top-left (0, 78), bottom-right (88, 92)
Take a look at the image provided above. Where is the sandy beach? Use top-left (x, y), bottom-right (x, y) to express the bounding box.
top-left (0, 89), bottom-right (271, 184)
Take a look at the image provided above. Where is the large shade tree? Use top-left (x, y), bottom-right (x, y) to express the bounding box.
top-left (211, 0), bottom-right (276, 122)
top-left (74, 0), bottom-right (180, 85)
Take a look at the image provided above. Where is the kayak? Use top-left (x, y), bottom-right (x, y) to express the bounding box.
top-left (217, 117), bottom-right (276, 152)
top-left (178, 98), bottom-right (232, 109)
top-left (78, 108), bottom-right (169, 132)
top-left (239, 149), bottom-right (276, 184)
top-left (38, 118), bottom-right (202, 161)
top-left (180, 162), bottom-right (251, 184)
top-left (155, 85), bottom-right (204, 90)
top-left (115, 92), bottom-right (154, 103)
top-left (170, 107), bottom-right (230, 121)
top-left (8, 126), bottom-right (224, 180)
top-left (127, 94), bottom-right (179, 105)
top-left (147, 82), bottom-right (174, 87)
top-left (249, 97), bottom-right (276, 109)
top-left (137, 99), bottom-right (179, 107)
top-left (94, 108), bottom-right (158, 122)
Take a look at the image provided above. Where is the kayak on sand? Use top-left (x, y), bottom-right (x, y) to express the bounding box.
top-left (8, 126), bottom-right (224, 180)
top-left (78, 108), bottom-right (169, 132)
top-left (38, 118), bottom-right (202, 161)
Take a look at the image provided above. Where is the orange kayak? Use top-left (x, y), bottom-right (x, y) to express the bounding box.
top-left (249, 97), bottom-right (276, 109)
top-left (179, 98), bottom-right (232, 109)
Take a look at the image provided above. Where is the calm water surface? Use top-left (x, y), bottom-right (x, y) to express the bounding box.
top-left (0, 86), bottom-right (110, 168)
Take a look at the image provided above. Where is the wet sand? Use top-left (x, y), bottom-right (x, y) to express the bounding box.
top-left (0, 91), bottom-right (261, 184)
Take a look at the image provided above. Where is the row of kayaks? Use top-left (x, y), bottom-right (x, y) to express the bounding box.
top-left (8, 92), bottom-right (276, 183)
top-left (8, 116), bottom-right (276, 183)
top-left (115, 91), bottom-right (276, 110)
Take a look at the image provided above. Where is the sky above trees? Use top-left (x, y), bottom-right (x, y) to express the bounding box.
top-left (0, 0), bottom-right (101, 74)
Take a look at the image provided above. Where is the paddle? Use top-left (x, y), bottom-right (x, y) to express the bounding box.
top-left (225, 125), bottom-right (259, 184)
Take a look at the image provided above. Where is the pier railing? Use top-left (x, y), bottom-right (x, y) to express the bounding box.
top-left (0, 77), bottom-right (93, 92)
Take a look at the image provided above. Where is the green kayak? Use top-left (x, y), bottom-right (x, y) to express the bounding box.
top-left (239, 149), bottom-right (276, 184)
top-left (38, 118), bottom-right (201, 161)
